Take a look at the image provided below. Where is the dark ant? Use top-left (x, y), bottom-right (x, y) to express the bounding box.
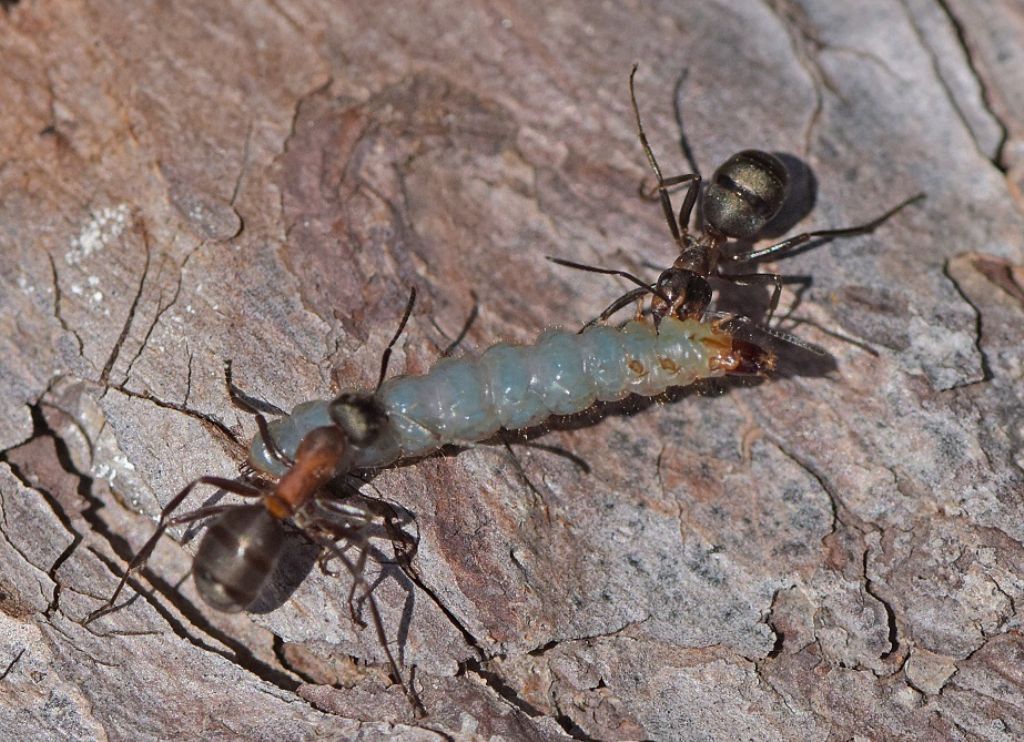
top-left (551, 64), bottom-right (924, 334)
top-left (86, 291), bottom-right (426, 715)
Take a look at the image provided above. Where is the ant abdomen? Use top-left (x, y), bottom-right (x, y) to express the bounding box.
top-left (703, 149), bottom-right (788, 239)
top-left (192, 505), bottom-right (287, 612)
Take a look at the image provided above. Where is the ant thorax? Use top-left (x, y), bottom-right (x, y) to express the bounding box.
top-left (674, 232), bottom-right (722, 275)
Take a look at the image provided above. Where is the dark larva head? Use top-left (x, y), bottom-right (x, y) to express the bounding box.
top-left (193, 505), bottom-right (286, 612)
top-left (703, 150), bottom-right (789, 239)
top-left (328, 392), bottom-right (388, 449)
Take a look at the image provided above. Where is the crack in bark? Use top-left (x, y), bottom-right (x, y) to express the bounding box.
top-left (898, 0), bottom-right (1008, 171)
top-left (1, 405), bottom-right (90, 617)
top-left (862, 548), bottom-right (900, 665)
top-left (765, 0), bottom-right (832, 156)
top-left (942, 257), bottom-right (993, 385)
top-left (766, 0), bottom-right (901, 155)
top-left (0, 503), bottom-right (52, 609)
top-left (764, 437), bottom-right (906, 672)
top-left (47, 253), bottom-right (85, 356)
top-left (932, 0), bottom-right (1009, 171)
top-left (402, 564), bottom-right (486, 664)
top-left (105, 383), bottom-right (249, 458)
top-left (461, 655), bottom-right (596, 741)
top-left (502, 620), bottom-right (654, 740)
top-left (763, 586), bottom-right (787, 659)
top-left (751, 656), bottom-right (799, 715)
top-left (181, 347), bottom-right (195, 410)
top-left (768, 437), bottom-right (843, 538)
top-left (271, 635), bottom-right (320, 686)
top-left (117, 252), bottom-right (185, 388)
top-left (99, 226), bottom-right (151, 387)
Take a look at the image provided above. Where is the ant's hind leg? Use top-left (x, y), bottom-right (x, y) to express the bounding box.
top-left (630, 64), bottom-right (694, 241)
top-left (86, 476), bottom-right (262, 622)
top-left (308, 532), bottom-right (426, 716)
top-left (728, 193), bottom-right (925, 264)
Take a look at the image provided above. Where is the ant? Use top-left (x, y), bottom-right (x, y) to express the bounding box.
top-left (86, 291), bottom-right (426, 715)
top-left (552, 64), bottom-right (924, 334)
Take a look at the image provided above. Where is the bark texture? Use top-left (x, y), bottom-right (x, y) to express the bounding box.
top-left (1, 0), bottom-right (1023, 739)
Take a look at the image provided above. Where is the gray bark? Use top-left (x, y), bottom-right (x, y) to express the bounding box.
top-left (1, 0), bottom-right (1022, 739)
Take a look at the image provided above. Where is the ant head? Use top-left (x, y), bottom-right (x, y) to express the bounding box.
top-left (702, 150), bottom-right (789, 239)
top-left (328, 392), bottom-right (388, 449)
top-left (654, 268), bottom-right (712, 320)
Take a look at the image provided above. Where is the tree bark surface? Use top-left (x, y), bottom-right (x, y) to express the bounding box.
top-left (1, 1), bottom-right (1022, 739)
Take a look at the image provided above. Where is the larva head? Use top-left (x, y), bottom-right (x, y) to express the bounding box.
top-left (725, 337), bottom-right (777, 375)
top-left (328, 392), bottom-right (388, 449)
top-left (703, 330), bottom-right (776, 377)
top-left (702, 150), bottom-right (789, 239)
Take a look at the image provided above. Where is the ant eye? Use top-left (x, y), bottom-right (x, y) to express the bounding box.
top-left (328, 393), bottom-right (387, 448)
top-left (703, 150), bottom-right (788, 239)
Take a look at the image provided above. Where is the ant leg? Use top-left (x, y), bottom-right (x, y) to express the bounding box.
top-left (639, 173), bottom-right (703, 234)
top-left (316, 475), bottom-right (420, 559)
top-left (252, 412), bottom-right (293, 470)
top-left (720, 271), bottom-right (784, 324)
top-left (223, 360), bottom-right (295, 471)
top-left (547, 257), bottom-right (663, 299)
top-left (639, 170), bottom-right (700, 203)
top-left (376, 287), bottom-right (417, 390)
top-left (728, 193), bottom-right (925, 264)
top-left (629, 66), bottom-right (703, 234)
top-left (582, 286), bottom-right (653, 330)
top-left (308, 531), bottom-right (426, 716)
top-left (345, 539), bottom-right (372, 627)
top-left (714, 313), bottom-right (828, 357)
top-left (86, 476), bottom-right (263, 622)
top-left (630, 64), bottom-right (687, 242)
top-left (315, 491), bottom-right (419, 567)
top-left (441, 290), bottom-right (479, 357)
top-left (379, 507), bottom-right (419, 563)
top-left (674, 173), bottom-right (701, 233)
top-left (224, 360), bottom-right (286, 416)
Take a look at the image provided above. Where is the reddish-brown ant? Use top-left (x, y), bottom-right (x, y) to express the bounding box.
top-left (86, 292), bottom-right (425, 714)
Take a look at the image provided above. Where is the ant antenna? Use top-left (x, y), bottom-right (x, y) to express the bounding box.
top-left (546, 256), bottom-right (673, 305)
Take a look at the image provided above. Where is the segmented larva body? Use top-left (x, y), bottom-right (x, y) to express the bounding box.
top-left (250, 316), bottom-right (765, 477)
